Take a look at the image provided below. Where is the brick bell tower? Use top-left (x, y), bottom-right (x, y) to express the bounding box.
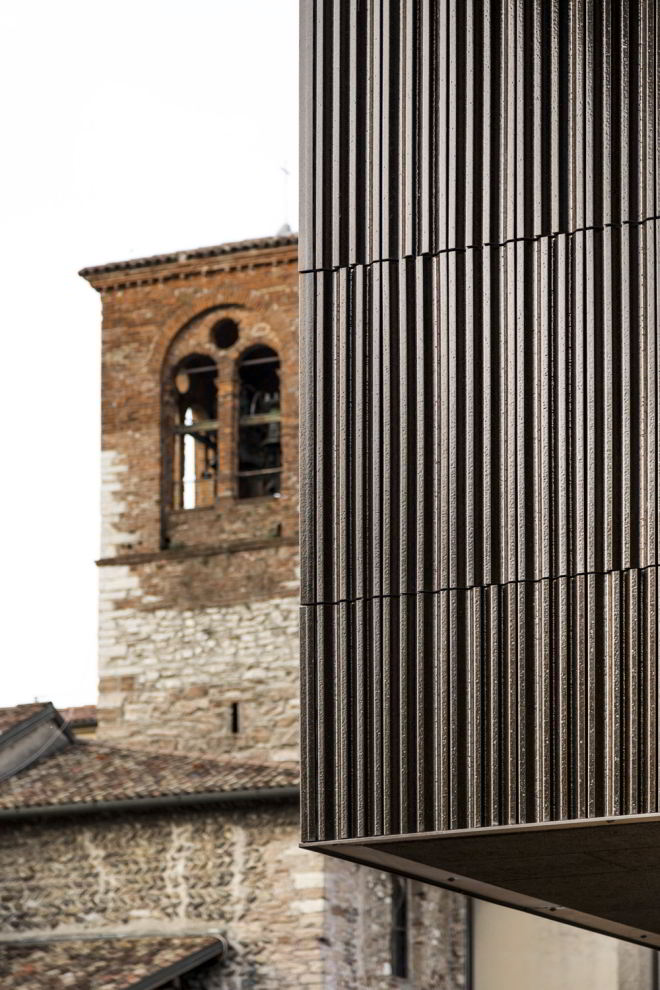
top-left (80, 234), bottom-right (300, 761)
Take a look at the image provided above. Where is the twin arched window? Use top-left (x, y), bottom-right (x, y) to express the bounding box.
top-left (168, 334), bottom-right (281, 510)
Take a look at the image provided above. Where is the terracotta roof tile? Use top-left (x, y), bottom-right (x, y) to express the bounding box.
top-left (0, 741), bottom-right (299, 810)
top-left (79, 232), bottom-right (298, 278)
top-left (0, 936), bottom-right (224, 990)
top-left (0, 704), bottom-right (49, 735)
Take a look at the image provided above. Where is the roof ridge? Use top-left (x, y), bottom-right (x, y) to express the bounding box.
top-left (79, 232), bottom-right (298, 278)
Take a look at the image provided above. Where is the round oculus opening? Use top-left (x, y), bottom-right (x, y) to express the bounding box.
top-left (211, 317), bottom-right (239, 350)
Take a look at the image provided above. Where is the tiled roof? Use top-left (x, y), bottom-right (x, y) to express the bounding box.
top-left (0, 704), bottom-right (49, 735)
top-left (79, 232), bottom-right (298, 278)
top-left (0, 936), bottom-right (224, 990)
top-left (59, 705), bottom-right (97, 727)
top-left (0, 741), bottom-right (299, 811)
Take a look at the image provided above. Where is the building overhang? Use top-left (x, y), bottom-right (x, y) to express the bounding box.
top-left (304, 813), bottom-right (660, 948)
top-left (298, 0), bottom-right (660, 946)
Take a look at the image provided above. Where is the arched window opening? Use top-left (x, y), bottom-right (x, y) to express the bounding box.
top-left (171, 355), bottom-right (217, 509)
top-left (237, 346), bottom-right (281, 499)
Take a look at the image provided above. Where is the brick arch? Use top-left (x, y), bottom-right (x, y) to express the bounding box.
top-left (153, 298), bottom-right (248, 380)
top-left (165, 339), bottom-right (218, 378)
top-left (159, 295), bottom-right (288, 518)
top-left (149, 276), bottom-right (292, 378)
top-left (234, 329), bottom-right (283, 361)
top-left (159, 304), bottom-right (287, 421)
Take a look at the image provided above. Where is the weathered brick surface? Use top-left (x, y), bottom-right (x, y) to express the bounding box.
top-left (92, 245), bottom-right (299, 560)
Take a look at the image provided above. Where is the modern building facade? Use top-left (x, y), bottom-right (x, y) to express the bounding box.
top-left (0, 217), bottom-right (655, 986)
top-left (300, 0), bottom-right (660, 951)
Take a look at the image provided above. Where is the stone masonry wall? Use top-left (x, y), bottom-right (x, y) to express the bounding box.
top-left (0, 805), bottom-right (324, 990)
top-left (321, 856), bottom-right (468, 990)
top-left (1, 807), bottom-right (453, 990)
top-left (98, 582), bottom-right (300, 762)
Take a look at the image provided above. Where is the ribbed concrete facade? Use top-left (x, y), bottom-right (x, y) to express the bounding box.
top-left (299, 0), bottom-right (660, 944)
top-left (299, 0), bottom-right (658, 270)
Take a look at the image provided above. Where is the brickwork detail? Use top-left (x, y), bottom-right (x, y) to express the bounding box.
top-left (91, 247), bottom-right (299, 560)
top-left (87, 244), bottom-right (301, 759)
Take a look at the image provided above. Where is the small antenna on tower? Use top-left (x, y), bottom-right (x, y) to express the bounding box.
top-left (277, 165), bottom-right (292, 236)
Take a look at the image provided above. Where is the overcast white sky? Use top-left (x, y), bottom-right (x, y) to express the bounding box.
top-left (0, 0), bottom-right (299, 708)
